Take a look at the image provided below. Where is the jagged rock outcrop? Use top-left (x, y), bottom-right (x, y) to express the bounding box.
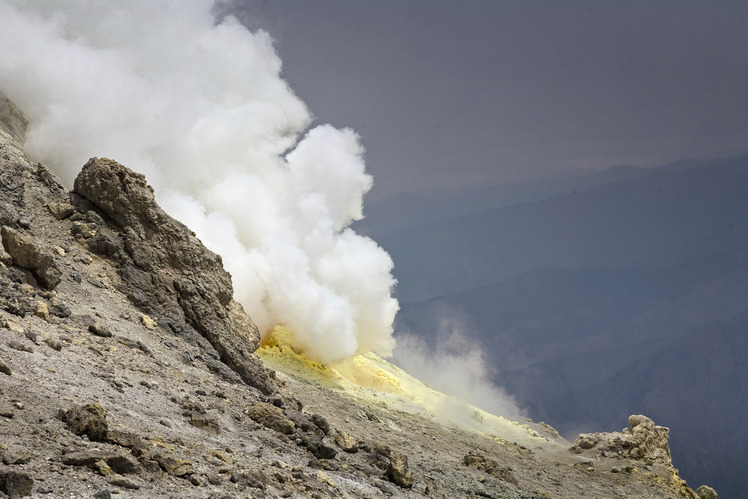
top-left (570, 414), bottom-right (672, 464)
top-left (71, 156), bottom-right (277, 395)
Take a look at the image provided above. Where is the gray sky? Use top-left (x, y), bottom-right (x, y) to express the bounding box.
top-left (224, 0), bottom-right (748, 201)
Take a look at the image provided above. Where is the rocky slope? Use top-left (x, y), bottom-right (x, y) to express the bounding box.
top-left (0, 93), bottom-right (712, 498)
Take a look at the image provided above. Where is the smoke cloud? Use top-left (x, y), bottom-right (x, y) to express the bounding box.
top-left (0, 0), bottom-right (397, 363)
top-left (392, 311), bottom-right (524, 419)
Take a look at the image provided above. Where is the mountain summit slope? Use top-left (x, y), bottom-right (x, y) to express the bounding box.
top-left (0, 94), bottom-right (709, 498)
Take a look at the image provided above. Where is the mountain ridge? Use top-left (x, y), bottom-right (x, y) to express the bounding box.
top-left (356, 155), bottom-right (744, 239)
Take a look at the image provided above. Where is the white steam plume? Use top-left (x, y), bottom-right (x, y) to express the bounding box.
top-left (0, 0), bottom-right (398, 363)
top-left (392, 312), bottom-right (524, 419)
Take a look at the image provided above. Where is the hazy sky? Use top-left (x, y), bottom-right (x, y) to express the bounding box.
top-left (224, 0), bottom-right (748, 200)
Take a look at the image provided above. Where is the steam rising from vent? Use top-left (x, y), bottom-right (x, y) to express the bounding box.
top-left (0, 0), bottom-right (397, 363)
top-left (393, 314), bottom-right (524, 419)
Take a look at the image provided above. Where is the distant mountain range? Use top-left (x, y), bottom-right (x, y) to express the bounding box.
top-left (356, 156), bottom-right (742, 243)
top-left (383, 155), bottom-right (748, 496)
top-left (373, 156), bottom-right (748, 302)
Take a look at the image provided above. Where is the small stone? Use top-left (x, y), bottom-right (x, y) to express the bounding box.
top-left (35, 301), bottom-right (50, 321)
top-left (153, 455), bottom-right (194, 477)
top-left (47, 202), bottom-right (76, 220)
top-left (62, 451), bottom-right (115, 467)
top-left (107, 476), bottom-right (139, 490)
top-left (71, 221), bottom-right (97, 239)
top-left (189, 413), bottom-right (220, 435)
top-left (44, 338), bottom-right (62, 351)
top-left (23, 330), bottom-right (38, 344)
top-left (695, 485), bottom-right (718, 499)
top-left (386, 452), bottom-right (414, 488)
top-left (94, 460), bottom-right (114, 477)
top-left (316, 470), bottom-right (335, 487)
top-left (92, 491), bottom-right (111, 499)
top-left (334, 431), bottom-right (359, 453)
top-left (74, 254), bottom-right (92, 265)
top-left (0, 360), bottom-right (11, 376)
top-left (0, 469), bottom-right (34, 497)
top-left (244, 402), bottom-right (295, 434)
top-left (1, 449), bottom-right (31, 465)
top-left (7, 341), bottom-right (33, 353)
top-left (140, 314), bottom-right (156, 330)
top-left (60, 403), bottom-right (108, 441)
top-left (106, 455), bottom-right (139, 475)
top-left (88, 323), bottom-right (113, 338)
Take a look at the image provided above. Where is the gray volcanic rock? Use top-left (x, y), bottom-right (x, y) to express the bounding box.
top-left (1, 226), bottom-right (62, 289)
top-left (571, 414), bottom-right (673, 464)
top-left (59, 403), bottom-right (109, 442)
top-left (72, 156), bottom-right (276, 396)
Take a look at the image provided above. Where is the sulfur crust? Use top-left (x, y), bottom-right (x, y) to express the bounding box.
top-left (257, 325), bottom-right (565, 451)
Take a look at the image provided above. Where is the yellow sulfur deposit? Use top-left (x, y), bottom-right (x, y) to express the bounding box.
top-left (257, 326), bottom-right (565, 451)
